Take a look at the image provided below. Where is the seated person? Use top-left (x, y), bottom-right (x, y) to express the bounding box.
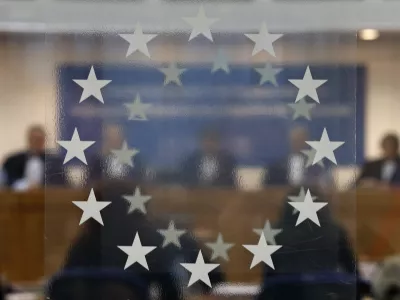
top-left (0, 276), bottom-right (15, 300)
top-left (2, 125), bottom-right (46, 190)
top-left (88, 124), bottom-right (146, 184)
top-left (61, 180), bottom-right (224, 300)
top-left (266, 126), bottom-right (331, 188)
top-left (179, 128), bottom-right (236, 188)
top-left (257, 187), bottom-right (359, 300)
top-left (357, 133), bottom-right (400, 187)
top-left (372, 256), bottom-right (400, 300)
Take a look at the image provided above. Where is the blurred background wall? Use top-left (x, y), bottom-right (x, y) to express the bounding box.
top-left (1, 33), bottom-right (400, 161)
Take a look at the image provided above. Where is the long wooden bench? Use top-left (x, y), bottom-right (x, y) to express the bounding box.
top-left (1, 187), bottom-right (399, 283)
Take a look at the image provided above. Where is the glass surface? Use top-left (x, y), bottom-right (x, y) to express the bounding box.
top-left (43, 28), bottom-right (358, 299)
top-left (10, 2), bottom-right (400, 300)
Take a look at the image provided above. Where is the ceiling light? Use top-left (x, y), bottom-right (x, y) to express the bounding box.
top-left (359, 29), bottom-right (380, 41)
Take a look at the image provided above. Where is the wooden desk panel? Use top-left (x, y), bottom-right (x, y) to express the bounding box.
top-left (0, 192), bottom-right (20, 280)
top-left (1, 187), bottom-right (399, 283)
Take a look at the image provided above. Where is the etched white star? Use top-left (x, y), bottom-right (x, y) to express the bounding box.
top-left (180, 250), bottom-right (219, 287)
top-left (301, 148), bottom-right (325, 168)
top-left (243, 234), bottom-right (282, 269)
top-left (111, 140), bottom-right (139, 168)
top-left (157, 221), bottom-right (187, 248)
top-left (306, 128), bottom-right (345, 165)
top-left (252, 220), bottom-right (282, 245)
top-left (159, 63), bottom-right (186, 86)
top-left (287, 98), bottom-right (316, 120)
top-left (245, 22), bottom-right (283, 57)
top-left (124, 94), bottom-right (151, 121)
top-left (122, 187), bottom-right (152, 214)
top-left (72, 189), bottom-right (111, 225)
top-left (57, 128), bottom-right (95, 165)
top-left (289, 189), bottom-right (327, 226)
top-left (254, 64), bottom-right (282, 86)
top-left (73, 66), bottom-right (111, 103)
top-left (119, 23), bottom-right (157, 58)
top-left (118, 233), bottom-right (156, 270)
top-left (287, 187), bottom-right (317, 215)
top-left (212, 49), bottom-right (230, 74)
top-left (206, 233), bottom-right (234, 261)
top-left (289, 66), bottom-right (327, 103)
top-left (183, 5), bottom-right (219, 42)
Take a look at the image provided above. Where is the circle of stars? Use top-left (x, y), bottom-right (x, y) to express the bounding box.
top-left (57, 7), bottom-right (349, 289)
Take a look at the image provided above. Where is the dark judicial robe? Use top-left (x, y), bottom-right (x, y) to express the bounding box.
top-left (0, 280), bottom-right (14, 300)
top-left (180, 150), bottom-right (236, 188)
top-left (87, 154), bottom-right (146, 184)
top-left (358, 157), bottom-right (400, 185)
top-left (2, 152), bottom-right (44, 187)
top-left (2, 152), bottom-right (65, 187)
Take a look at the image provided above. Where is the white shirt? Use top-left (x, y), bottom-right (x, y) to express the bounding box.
top-left (199, 155), bottom-right (219, 183)
top-left (288, 154), bottom-right (305, 186)
top-left (12, 156), bottom-right (44, 191)
top-left (24, 156), bottom-right (44, 186)
top-left (381, 160), bottom-right (397, 182)
top-left (105, 155), bottom-right (127, 179)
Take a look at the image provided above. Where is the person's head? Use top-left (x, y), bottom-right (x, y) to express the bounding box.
top-left (200, 128), bottom-right (220, 155)
top-left (270, 187), bottom-right (341, 275)
top-left (27, 125), bottom-right (45, 154)
top-left (102, 124), bottom-right (124, 154)
top-left (381, 133), bottom-right (399, 160)
top-left (289, 126), bottom-right (309, 153)
top-left (92, 179), bottom-right (149, 225)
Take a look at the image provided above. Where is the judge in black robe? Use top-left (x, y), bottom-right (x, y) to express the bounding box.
top-left (2, 125), bottom-right (46, 188)
top-left (180, 128), bottom-right (236, 188)
top-left (87, 124), bottom-right (146, 185)
top-left (2, 125), bottom-right (66, 188)
top-left (357, 133), bottom-right (400, 186)
top-left (266, 126), bottom-right (332, 188)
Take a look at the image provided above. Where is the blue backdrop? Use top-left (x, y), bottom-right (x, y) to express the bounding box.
top-left (58, 64), bottom-right (365, 169)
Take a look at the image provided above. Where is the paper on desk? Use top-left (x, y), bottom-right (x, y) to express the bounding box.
top-left (6, 293), bottom-right (37, 300)
top-left (360, 261), bottom-right (379, 280)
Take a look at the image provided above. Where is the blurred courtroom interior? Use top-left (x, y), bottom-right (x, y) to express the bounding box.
top-left (1, 1), bottom-right (400, 300)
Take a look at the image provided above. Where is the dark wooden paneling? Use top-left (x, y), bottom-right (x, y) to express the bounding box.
top-left (1, 187), bottom-right (399, 283)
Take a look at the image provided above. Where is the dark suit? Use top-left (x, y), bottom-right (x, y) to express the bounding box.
top-left (2, 152), bottom-right (44, 187)
top-left (88, 154), bottom-right (146, 185)
top-left (357, 157), bottom-right (400, 185)
top-left (266, 154), bottom-right (327, 186)
top-left (0, 280), bottom-right (14, 300)
top-left (180, 150), bottom-right (236, 188)
top-left (257, 188), bottom-right (360, 300)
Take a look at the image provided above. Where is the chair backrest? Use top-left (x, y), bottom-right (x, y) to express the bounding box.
top-left (0, 169), bottom-right (5, 187)
top-left (47, 268), bottom-right (147, 300)
top-left (45, 154), bottom-right (67, 186)
top-left (259, 272), bottom-right (366, 300)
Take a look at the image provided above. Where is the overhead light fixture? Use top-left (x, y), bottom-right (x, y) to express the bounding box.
top-left (359, 29), bottom-right (380, 41)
